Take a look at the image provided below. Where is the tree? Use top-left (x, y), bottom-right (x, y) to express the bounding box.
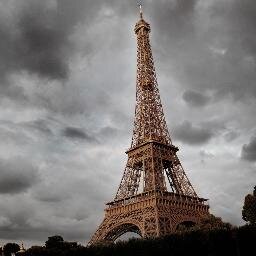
top-left (191, 214), bottom-right (232, 231)
top-left (23, 246), bottom-right (46, 256)
top-left (3, 243), bottom-right (20, 256)
top-left (45, 235), bottom-right (64, 249)
top-left (242, 186), bottom-right (256, 225)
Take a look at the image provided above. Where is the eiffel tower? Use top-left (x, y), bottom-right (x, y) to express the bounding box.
top-left (88, 5), bottom-right (209, 245)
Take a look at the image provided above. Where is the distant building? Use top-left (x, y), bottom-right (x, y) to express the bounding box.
top-left (16, 243), bottom-right (26, 256)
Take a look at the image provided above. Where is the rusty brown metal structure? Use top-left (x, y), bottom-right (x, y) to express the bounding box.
top-left (88, 6), bottom-right (209, 245)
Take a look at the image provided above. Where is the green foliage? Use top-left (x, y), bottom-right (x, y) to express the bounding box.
top-left (24, 246), bottom-right (47, 256)
top-left (192, 214), bottom-right (233, 231)
top-left (236, 224), bottom-right (256, 255)
top-left (3, 243), bottom-right (20, 256)
top-left (242, 186), bottom-right (256, 225)
top-left (45, 235), bottom-right (64, 249)
top-left (22, 226), bottom-right (256, 256)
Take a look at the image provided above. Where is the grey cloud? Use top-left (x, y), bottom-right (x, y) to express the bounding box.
top-left (0, 160), bottom-right (112, 242)
top-left (182, 90), bottom-right (211, 107)
top-left (22, 119), bottom-right (53, 135)
top-left (97, 126), bottom-right (127, 143)
top-left (0, 119), bottom-right (53, 149)
top-left (35, 194), bottom-right (64, 203)
top-left (200, 119), bottom-right (226, 133)
top-left (241, 136), bottom-right (256, 162)
top-left (0, 210), bottom-right (90, 242)
top-left (0, 2), bottom-right (67, 82)
top-left (0, 0), bottom-right (103, 100)
top-left (0, 158), bottom-right (40, 194)
top-left (224, 131), bottom-right (240, 142)
top-left (98, 126), bottom-right (118, 137)
top-left (199, 150), bottom-right (214, 159)
top-left (17, 12), bottom-right (69, 80)
top-left (33, 186), bottom-right (70, 203)
top-left (151, 0), bottom-right (256, 101)
top-left (151, 0), bottom-right (197, 40)
top-left (0, 0), bottom-right (134, 115)
top-left (202, 0), bottom-right (256, 100)
top-left (62, 126), bottom-right (95, 141)
top-left (173, 121), bottom-right (213, 145)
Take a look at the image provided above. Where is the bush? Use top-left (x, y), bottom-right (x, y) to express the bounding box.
top-left (22, 225), bottom-right (256, 256)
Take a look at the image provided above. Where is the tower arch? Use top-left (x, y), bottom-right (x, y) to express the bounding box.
top-left (174, 215), bottom-right (201, 231)
top-left (105, 222), bottom-right (142, 241)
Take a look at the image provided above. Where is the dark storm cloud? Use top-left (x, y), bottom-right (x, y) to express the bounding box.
top-left (0, 0), bottom-right (102, 94)
top-left (173, 121), bottom-right (213, 145)
top-left (241, 136), bottom-right (256, 162)
top-left (33, 184), bottom-right (70, 203)
top-left (182, 90), bottom-right (211, 107)
top-left (224, 131), bottom-right (240, 142)
top-left (0, 158), bottom-right (40, 194)
top-left (17, 12), bottom-right (69, 80)
top-left (150, 0), bottom-right (197, 39)
top-left (62, 127), bottom-right (95, 141)
top-left (22, 119), bottom-right (53, 135)
top-left (98, 126), bottom-right (118, 138)
top-left (0, 3), bottom-right (67, 82)
top-left (150, 0), bottom-right (256, 101)
top-left (208, 0), bottom-right (256, 100)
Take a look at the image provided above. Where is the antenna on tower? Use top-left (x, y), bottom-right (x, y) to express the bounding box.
top-left (137, 0), bottom-right (143, 19)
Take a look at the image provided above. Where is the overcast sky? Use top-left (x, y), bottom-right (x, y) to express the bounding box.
top-left (0, 0), bottom-right (256, 248)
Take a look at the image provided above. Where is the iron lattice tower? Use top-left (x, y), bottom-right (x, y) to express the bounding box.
top-left (88, 6), bottom-right (209, 245)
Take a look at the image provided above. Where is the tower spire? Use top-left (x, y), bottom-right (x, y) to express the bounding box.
top-left (139, 3), bottom-right (143, 19)
top-left (133, 5), bottom-right (171, 148)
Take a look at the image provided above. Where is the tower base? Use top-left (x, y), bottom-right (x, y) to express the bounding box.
top-left (88, 190), bottom-right (209, 245)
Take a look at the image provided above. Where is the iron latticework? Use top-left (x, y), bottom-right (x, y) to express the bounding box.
top-left (88, 7), bottom-right (209, 246)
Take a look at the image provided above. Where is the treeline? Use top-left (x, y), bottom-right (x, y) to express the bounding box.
top-left (3, 186), bottom-right (255, 256)
top-left (20, 225), bottom-right (255, 256)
